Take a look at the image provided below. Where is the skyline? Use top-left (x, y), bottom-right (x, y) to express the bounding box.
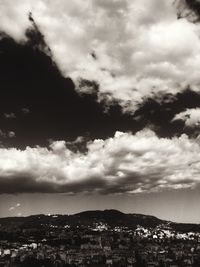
top-left (1, 0), bottom-right (200, 223)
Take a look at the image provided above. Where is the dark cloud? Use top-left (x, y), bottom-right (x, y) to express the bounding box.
top-left (0, 175), bottom-right (60, 194)
top-left (0, 174), bottom-right (107, 194)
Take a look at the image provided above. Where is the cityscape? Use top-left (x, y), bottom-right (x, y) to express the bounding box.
top-left (1, 210), bottom-right (200, 267)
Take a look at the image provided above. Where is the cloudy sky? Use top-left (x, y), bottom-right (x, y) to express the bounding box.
top-left (1, 0), bottom-right (200, 222)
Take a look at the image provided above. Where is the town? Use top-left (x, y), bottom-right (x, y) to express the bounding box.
top-left (1, 214), bottom-right (200, 267)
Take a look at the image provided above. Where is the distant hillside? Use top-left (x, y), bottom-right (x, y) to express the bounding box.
top-left (74, 209), bottom-right (164, 228)
top-left (0, 209), bottom-right (200, 233)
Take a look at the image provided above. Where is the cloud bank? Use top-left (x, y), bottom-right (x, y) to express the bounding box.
top-left (0, 130), bottom-right (200, 194)
top-left (1, 0), bottom-right (200, 112)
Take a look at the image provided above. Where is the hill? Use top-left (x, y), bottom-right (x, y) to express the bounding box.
top-left (0, 209), bottom-right (199, 233)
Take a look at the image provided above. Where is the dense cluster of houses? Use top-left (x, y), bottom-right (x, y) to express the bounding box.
top-left (0, 223), bottom-right (200, 266)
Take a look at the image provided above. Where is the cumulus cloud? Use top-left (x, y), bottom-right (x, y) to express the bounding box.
top-left (172, 108), bottom-right (200, 127)
top-left (0, 129), bottom-right (200, 194)
top-left (1, 0), bottom-right (200, 112)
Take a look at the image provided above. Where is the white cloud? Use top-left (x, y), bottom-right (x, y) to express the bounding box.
top-left (4, 112), bottom-right (16, 119)
top-left (0, 129), bottom-right (200, 194)
top-left (0, 0), bottom-right (200, 112)
top-left (8, 203), bottom-right (21, 212)
top-left (8, 131), bottom-right (16, 138)
top-left (22, 108), bottom-right (30, 114)
top-left (0, 130), bottom-right (16, 139)
top-left (172, 108), bottom-right (200, 127)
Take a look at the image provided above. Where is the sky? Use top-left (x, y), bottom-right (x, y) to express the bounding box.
top-left (1, 0), bottom-right (200, 223)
